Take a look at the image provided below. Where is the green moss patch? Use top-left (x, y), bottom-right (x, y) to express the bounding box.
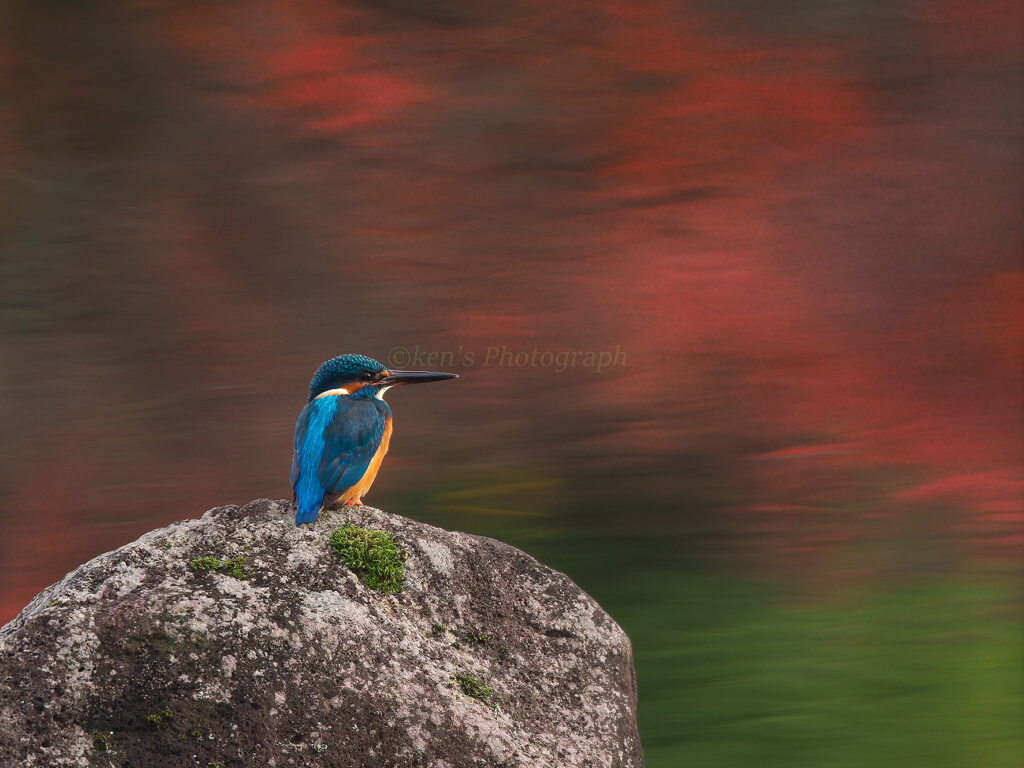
top-left (91, 731), bottom-right (113, 751)
top-left (188, 555), bottom-right (248, 580)
top-left (146, 708), bottom-right (174, 729)
top-left (459, 625), bottom-right (493, 646)
top-left (329, 525), bottom-right (406, 594)
top-left (455, 672), bottom-right (494, 702)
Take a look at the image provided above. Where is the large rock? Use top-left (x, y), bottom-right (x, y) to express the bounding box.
top-left (0, 499), bottom-right (642, 767)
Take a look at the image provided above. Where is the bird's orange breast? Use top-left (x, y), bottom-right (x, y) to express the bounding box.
top-left (337, 416), bottom-right (392, 504)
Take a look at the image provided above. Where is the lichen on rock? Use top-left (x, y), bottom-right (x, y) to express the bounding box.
top-left (0, 499), bottom-right (643, 767)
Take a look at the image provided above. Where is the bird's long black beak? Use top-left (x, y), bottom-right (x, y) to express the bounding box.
top-left (379, 369), bottom-right (459, 386)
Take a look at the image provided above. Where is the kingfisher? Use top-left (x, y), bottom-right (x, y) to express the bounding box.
top-left (290, 354), bottom-right (458, 525)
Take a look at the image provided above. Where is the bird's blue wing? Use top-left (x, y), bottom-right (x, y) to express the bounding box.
top-left (318, 398), bottom-right (387, 498)
top-left (291, 396), bottom-right (386, 524)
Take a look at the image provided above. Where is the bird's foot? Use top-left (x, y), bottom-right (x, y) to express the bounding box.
top-left (343, 497), bottom-right (364, 506)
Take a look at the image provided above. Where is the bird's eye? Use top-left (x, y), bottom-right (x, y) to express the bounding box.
top-left (360, 372), bottom-right (372, 381)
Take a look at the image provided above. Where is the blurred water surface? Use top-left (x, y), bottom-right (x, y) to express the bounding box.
top-left (1, 1), bottom-right (1022, 765)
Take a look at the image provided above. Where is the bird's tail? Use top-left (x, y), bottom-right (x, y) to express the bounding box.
top-left (294, 491), bottom-right (323, 525)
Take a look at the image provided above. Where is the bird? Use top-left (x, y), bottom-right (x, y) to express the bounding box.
top-left (290, 354), bottom-right (458, 525)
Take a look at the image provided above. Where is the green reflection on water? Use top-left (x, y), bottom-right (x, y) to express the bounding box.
top-left (403, 491), bottom-right (1023, 768)
top-left (618, 570), bottom-right (1022, 768)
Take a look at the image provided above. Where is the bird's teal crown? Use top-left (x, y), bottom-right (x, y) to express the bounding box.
top-left (308, 354), bottom-right (387, 401)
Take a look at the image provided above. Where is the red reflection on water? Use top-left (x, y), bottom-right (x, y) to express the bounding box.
top-left (0, 0), bottom-right (1021, 621)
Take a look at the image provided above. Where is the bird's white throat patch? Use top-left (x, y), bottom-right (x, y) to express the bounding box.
top-left (315, 387), bottom-right (350, 399)
top-left (314, 385), bottom-right (391, 400)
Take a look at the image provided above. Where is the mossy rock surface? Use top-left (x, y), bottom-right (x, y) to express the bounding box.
top-left (0, 499), bottom-right (641, 767)
top-left (328, 525), bottom-right (406, 593)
